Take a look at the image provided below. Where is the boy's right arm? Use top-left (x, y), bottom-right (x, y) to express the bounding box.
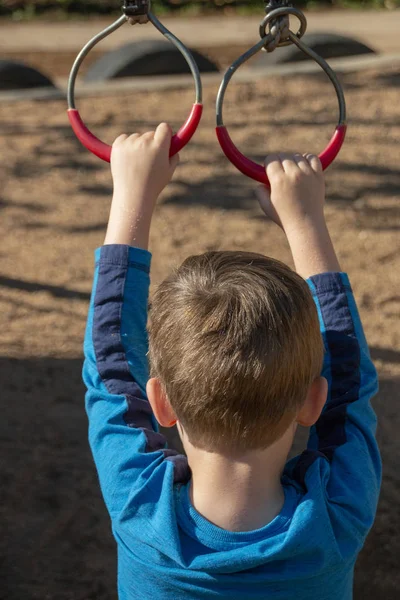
top-left (83, 125), bottom-right (184, 519)
top-left (258, 154), bottom-right (381, 546)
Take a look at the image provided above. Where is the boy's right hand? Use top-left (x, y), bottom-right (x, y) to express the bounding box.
top-left (104, 123), bottom-right (179, 250)
top-left (256, 153), bottom-right (325, 235)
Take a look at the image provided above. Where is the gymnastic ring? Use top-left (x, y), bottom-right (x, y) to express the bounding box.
top-left (216, 13), bottom-right (347, 186)
top-left (67, 12), bottom-right (203, 162)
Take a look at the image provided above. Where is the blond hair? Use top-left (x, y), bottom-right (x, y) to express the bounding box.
top-left (148, 251), bottom-right (323, 453)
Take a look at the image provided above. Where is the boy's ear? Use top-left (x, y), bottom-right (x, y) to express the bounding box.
top-left (146, 378), bottom-right (177, 428)
top-left (296, 376), bottom-right (328, 427)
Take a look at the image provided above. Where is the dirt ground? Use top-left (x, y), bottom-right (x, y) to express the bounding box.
top-left (0, 64), bottom-right (399, 600)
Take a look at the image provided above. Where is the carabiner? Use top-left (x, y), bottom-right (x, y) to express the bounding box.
top-left (216, 6), bottom-right (347, 186)
top-left (67, 8), bottom-right (203, 162)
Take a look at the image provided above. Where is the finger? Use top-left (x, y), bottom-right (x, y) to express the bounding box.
top-left (305, 153), bottom-right (322, 173)
top-left (294, 153), bottom-right (312, 174)
top-left (141, 131), bottom-right (155, 140)
top-left (127, 133), bottom-right (140, 143)
top-left (113, 134), bottom-right (129, 146)
top-left (279, 153), bottom-right (300, 175)
top-left (264, 153), bottom-right (284, 177)
top-left (155, 122), bottom-right (172, 146)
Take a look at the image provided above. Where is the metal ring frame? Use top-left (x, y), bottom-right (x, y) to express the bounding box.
top-left (67, 10), bottom-right (203, 161)
top-left (216, 6), bottom-right (347, 185)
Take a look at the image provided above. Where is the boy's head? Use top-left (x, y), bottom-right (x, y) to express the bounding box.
top-left (148, 251), bottom-right (324, 454)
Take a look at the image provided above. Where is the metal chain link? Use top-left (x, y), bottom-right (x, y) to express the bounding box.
top-left (260, 5), bottom-right (307, 53)
top-left (263, 18), bottom-right (289, 52)
top-left (262, 0), bottom-right (291, 52)
top-left (122, 0), bottom-right (150, 25)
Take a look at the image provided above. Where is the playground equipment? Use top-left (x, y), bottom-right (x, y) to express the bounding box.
top-left (253, 32), bottom-right (375, 66)
top-left (216, 1), bottom-right (347, 185)
top-left (67, 1), bottom-right (203, 161)
top-left (84, 40), bottom-right (218, 82)
top-left (0, 60), bottom-right (55, 91)
top-left (67, 0), bottom-right (347, 185)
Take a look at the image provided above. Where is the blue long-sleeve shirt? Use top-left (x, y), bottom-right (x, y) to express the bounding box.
top-left (83, 244), bottom-right (381, 600)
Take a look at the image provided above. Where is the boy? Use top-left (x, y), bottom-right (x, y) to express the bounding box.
top-left (83, 123), bottom-right (381, 599)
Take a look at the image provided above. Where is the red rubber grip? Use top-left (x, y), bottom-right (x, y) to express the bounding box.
top-left (216, 124), bottom-right (347, 186)
top-left (68, 103), bottom-right (203, 162)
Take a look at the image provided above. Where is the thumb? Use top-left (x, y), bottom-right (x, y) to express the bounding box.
top-left (254, 186), bottom-right (282, 228)
top-left (170, 152), bottom-right (180, 172)
top-left (255, 185), bottom-right (270, 205)
top-left (255, 185), bottom-right (272, 215)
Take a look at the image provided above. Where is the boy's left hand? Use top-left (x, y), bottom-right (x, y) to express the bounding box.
top-left (105, 123), bottom-right (179, 249)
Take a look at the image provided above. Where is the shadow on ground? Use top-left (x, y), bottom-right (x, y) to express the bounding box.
top-left (0, 354), bottom-right (399, 600)
top-left (1, 117), bottom-right (399, 227)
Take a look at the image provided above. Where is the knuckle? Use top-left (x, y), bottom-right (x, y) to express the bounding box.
top-left (291, 170), bottom-right (304, 183)
top-left (128, 133), bottom-right (139, 144)
top-left (272, 172), bottom-right (286, 186)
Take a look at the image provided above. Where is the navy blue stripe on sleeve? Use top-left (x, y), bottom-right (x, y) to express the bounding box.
top-left (293, 273), bottom-right (362, 485)
top-left (93, 245), bottom-right (166, 452)
top-left (91, 245), bottom-right (190, 484)
top-left (310, 273), bottom-right (361, 462)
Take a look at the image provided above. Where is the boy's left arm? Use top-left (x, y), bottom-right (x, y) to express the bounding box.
top-left (258, 155), bottom-right (381, 546)
top-left (83, 125), bottom-right (184, 518)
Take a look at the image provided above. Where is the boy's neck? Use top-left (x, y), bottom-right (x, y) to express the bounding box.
top-left (184, 425), bottom-right (296, 533)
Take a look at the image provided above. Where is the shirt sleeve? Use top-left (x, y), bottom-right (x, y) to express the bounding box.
top-left (293, 272), bottom-right (381, 546)
top-left (82, 245), bottom-right (188, 518)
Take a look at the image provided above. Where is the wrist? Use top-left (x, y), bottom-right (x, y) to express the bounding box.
top-left (284, 219), bottom-right (341, 279)
top-left (282, 213), bottom-right (327, 239)
top-left (104, 192), bottom-right (156, 250)
top-left (111, 185), bottom-right (157, 212)
top-left (104, 218), bottom-right (151, 249)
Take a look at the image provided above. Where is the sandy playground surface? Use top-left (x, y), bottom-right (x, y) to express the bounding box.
top-left (0, 65), bottom-right (399, 599)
